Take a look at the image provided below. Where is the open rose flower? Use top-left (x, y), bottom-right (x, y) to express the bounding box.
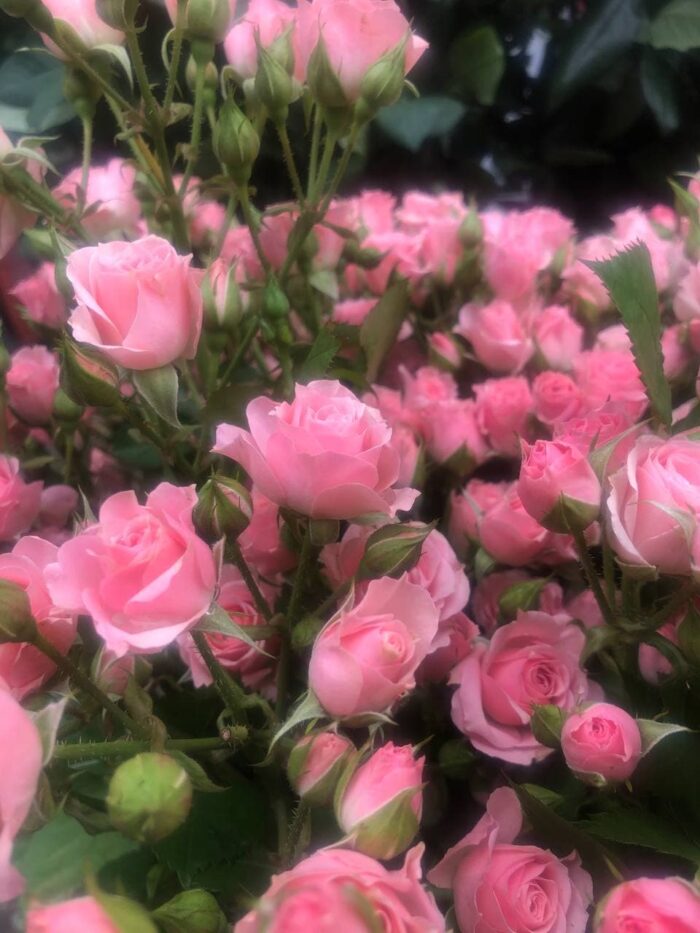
top-left (457, 300), bottom-right (534, 373)
top-left (518, 439), bottom-right (601, 533)
top-left (46, 484), bottom-right (217, 656)
top-left (475, 377), bottom-right (533, 456)
top-left (9, 262), bottom-right (67, 329)
top-left (595, 877), bottom-right (700, 932)
top-left (561, 702), bottom-right (642, 783)
top-left (6, 346), bottom-right (59, 425)
top-left (0, 456), bottom-right (42, 542)
top-left (53, 159), bottom-right (140, 238)
top-left (214, 380), bottom-right (418, 520)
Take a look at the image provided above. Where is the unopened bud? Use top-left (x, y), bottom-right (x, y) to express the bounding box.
top-left (194, 476), bottom-right (252, 542)
top-left (287, 731), bottom-right (354, 806)
top-left (153, 889), bottom-right (227, 933)
top-left (459, 206), bottom-right (483, 248)
top-left (0, 580), bottom-right (37, 643)
top-left (357, 36), bottom-right (408, 122)
top-left (0, 0), bottom-right (53, 30)
top-left (184, 0), bottom-right (230, 47)
top-left (307, 38), bottom-right (348, 111)
top-left (213, 98), bottom-right (260, 186)
top-left (203, 260), bottom-right (243, 333)
top-left (62, 67), bottom-right (101, 120)
top-left (262, 279), bottom-right (290, 319)
top-left (254, 45), bottom-right (294, 121)
top-left (309, 519), bottom-right (339, 546)
top-left (530, 704), bottom-right (566, 749)
top-left (61, 340), bottom-right (121, 408)
top-left (357, 522), bottom-right (433, 581)
top-left (428, 332), bottom-right (461, 372)
top-left (291, 615), bottom-right (323, 652)
top-left (52, 387), bottom-right (83, 424)
top-left (186, 58), bottom-right (218, 112)
top-left (107, 752), bottom-right (192, 844)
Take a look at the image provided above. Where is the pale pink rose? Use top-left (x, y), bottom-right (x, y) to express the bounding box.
top-left (532, 304), bottom-right (583, 370)
top-left (39, 0), bottom-right (123, 55)
top-left (38, 486), bottom-right (78, 529)
top-left (342, 190), bottom-right (397, 237)
top-left (235, 845), bottom-right (445, 932)
top-left (214, 381), bottom-right (418, 520)
top-left (572, 349), bottom-right (647, 421)
top-left (471, 570), bottom-right (530, 635)
top-left (561, 235), bottom-right (617, 313)
top-left (418, 219), bottom-right (462, 285)
top-left (238, 489), bottom-right (296, 580)
top-left (553, 403), bottom-right (640, 476)
top-left (566, 589), bottom-right (604, 629)
top-left (46, 484), bottom-right (217, 656)
top-left (0, 536), bottom-right (77, 700)
top-left (457, 300), bottom-right (534, 373)
top-left (350, 230), bottom-right (423, 295)
top-left (0, 456), bottom-right (42, 542)
top-left (663, 323), bottom-right (692, 380)
top-left (422, 399), bottom-right (489, 467)
top-left (389, 423), bottom-right (421, 487)
top-left (6, 346), bottom-right (59, 424)
top-left (205, 256), bottom-right (247, 329)
top-left (400, 365), bottom-right (457, 417)
top-left (532, 370), bottom-right (584, 426)
top-left (562, 701), bottom-right (642, 782)
top-left (418, 611), bottom-right (478, 683)
top-left (295, 0), bottom-right (428, 103)
top-left (474, 377), bottom-right (533, 456)
top-left (606, 434), bottom-right (700, 576)
top-left (309, 576), bottom-right (439, 718)
top-left (0, 129), bottom-right (41, 258)
top-left (638, 616), bottom-right (680, 684)
top-left (9, 262), bottom-right (67, 329)
top-left (428, 332), bottom-right (462, 370)
top-left (594, 323), bottom-right (631, 353)
top-left (396, 191), bottom-right (466, 231)
top-left (27, 896), bottom-right (118, 932)
top-left (66, 236), bottom-right (203, 370)
top-left (53, 159), bottom-right (139, 238)
top-left (332, 297), bottom-right (377, 326)
top-left (363, 384), bottom-right (419, 433)
top-left (337, 743), bottom-right (423, 859)
top-left (224, 0), bottom-right (296, 81)
top-left (518, 439), bottom-right (601, 532)
top-left (0, 689), bottom-right (43, 902)
top-left (596, 877), bottom-right (700, 933)
top-left (674, 263), bottom-right (700, 322)
top-left (449, 611), bottom-right (593, 764)
top-left (429, 787), bottom-right (592, 933)
top-left (479, 484), bottom-right (550, 567)
top-left (447, 480), bottom-right (510, 557)
top-left (178, 563), bottom-right (278, 696)
top-left (289, 731), bottom-right (354, 802)
top-left (612, 207), bottom-right (678, 291)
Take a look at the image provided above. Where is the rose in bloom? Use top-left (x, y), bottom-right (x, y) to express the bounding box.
top-left (336, 743), bottom-right (423, 860)
top-left (606, 434), bottom-right (700, 576)
top-left (429, 787), bottom-right (592, 933)
top-left (595, 877), bottom-right (700, 933)
top-left (224, 0), bottom-right (296, 82)
top-left (561, 702), bottom-right (642, 783)
top-left (309, 576), bottom-right (439, 718)
top-left (400, 365), bottom-right (457, 418)
top-left (561, 235), bottom-right (616, 314)
top-left (235, 845), bottom-right (444, 932)
top-left (518, 439), bottom-right (601, 533)
top-left (178, 563), bottom-right (278, 697)
top-left (479, 484), bottom-right (550, 567)
top-left (532, 370), bottom-right (584, 426)
top-left (612, 207), bottom-right (680, 292)
top-left (662, 324), bottom-right (691, 380)
top-left (674, 263), bottom-right (700, 322)
top-left (295, 0), bottom-right (428, 104)
top-left (214, 380), bottom-right (418, 520)
top-left (421, 398), bottom-right (489, 468)
top-left (287, 731), bottom-right (354, 806)
top-left (0, 456), bottom-right (42, 542)
top-left (572, 349), bottom-right (647, 422)
top-left (532, 304), bottom-right (583, 370)
top-left (457, 300), bottom-right (534, 373)
top-left (46, 484), bottom-right (217, 656)
top-left (238, 489), bottom-right (297, 580)
top-left (554, 403), bottom-right (641, 477)
top-left (0, 129), bottom-right (41, 258)
top-left (6, 346), bottom-right (59, 424)
top-left (0, 689), bottom-right (43, 902)
top-left (418, 612), bottom-right (479, 683)
top-left (447, 480), bottom-right (510, 558)
top-left (66, 236), bottom-right (203, 370)
top-left (9, 262), bottom-right (67, 329)
top-left (0, 536), bottom-right (77, 700)
top-left (449, 611), bottom-right (592, 764)
top-left (475, 377), bottom-right (533, 456)
top-left (39, 0), bottom-right (124, 55)
top-left (26, 896), bottom-right (119, 933)
top-left (53, 159), bottom-right (140, 238)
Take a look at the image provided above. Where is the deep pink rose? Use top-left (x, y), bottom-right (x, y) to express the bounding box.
top-left (479, 484), bottom-right (550, 567)
top-left (0, 129), bottom-right (41, 258)
top-left (238, 489), bottom-right (297, 580)
top-left (53, 159), bottom-right (139, 238)
top-left (27, 896), bottom-right (118, 933)
top-left (518, 439), bottom-right (601, 532)
top-left (572, 349), bottom-right (647, 421)
top-left (224, 0), bottom-right (296, 81)
top-left (532, 370), bottom-right (584, 426)
top-left (214, 380), bottom-right (418, 520)
top-left (457, 300), bottom-right (534, 373)
top-left (449, 611), bottom-right (592, 764)
top-left (46, 484), bottom-right (217, 656)
top-left (475, 377), bottom-right (533, 456)
top-left (595, 877), bottom-right (700, 933)
top-left (561, 702), bottom-right (642, 782)
top-left (6, 346), bottom-right (59, 424)
top-left (9, 262), bottom-right (66, 329)
top-left (309, 576), bottom-right (439, 718)
top-left (532, 304), bottom-right (583, 370)
top-left (0, 456), bottom-right (42, 542)
top-left (66, 236), bottom-right (203, 370)
top-left (39, 0), bottom-right (123, 54)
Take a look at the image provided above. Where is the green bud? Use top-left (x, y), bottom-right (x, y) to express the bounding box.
top-left (152, 889), bottom-right (227, 933)
top-left (62, 67), bottom-right (101, 121)
top-left (194, 476), bottom-right (252, 542)
top-left (541, 494), bottom-right (600, 535)
top-left (262, 279), bottom-right (290, 319)
top-left (0, 342), bottom-right (10, 380)
top-left (213, 98), bottom-right (260, 186)
top-left (459, 206), bottom-right (483, 248)
top-left (52, 387), bottom-right (83, 424)
top-left (254, 44), bottom-right (294, 121)
top-left (107, 752), bottom-right (192, 844)
top-left (357, 36), bottom-right (408, 122)
top-left (357, 522), bottom-right (433, 581)
top-left (530, 704), bottom-right (567, 749)
top-left (291, 615), bottom-right (324, 652)
top-left (184, 0), bottom-right (230, 46)
top-left (0, 580), bottom-right (37, 644)
top-left (309, 519), bottom-right (340, 546)
top-left (61, 340), bottom-right (121, 408)
top-left (307, 37), bottom-right (348, 111)
top-left (438, 739), bottom-right (476, 780)
top-left (202, 265), bottom-right (243, 333)
top-left (186, 58), bottom-right (219, 112)
top-left (499, 578), bottom-right (548, 621)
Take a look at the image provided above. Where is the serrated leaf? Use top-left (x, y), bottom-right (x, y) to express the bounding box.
top-left (167, 751), bottom-right (226, 793)
top-left (267, 691), bottom-right (326, 758)
top-left (298, 327), bottom-right (341, 382)
top-left (586, 244), bottom-right (671, 427)
top-left (649, 0), bottom-right (700, 51)
top-left (132, 365), bottom-right (181, 427)
top-left (359, 280), bottom-right (409, 382)
top-left (196, 604), bottom-right (270, 656)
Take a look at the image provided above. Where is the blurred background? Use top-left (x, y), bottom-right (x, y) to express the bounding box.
top-left (1, 0), bottom-right (700, 229)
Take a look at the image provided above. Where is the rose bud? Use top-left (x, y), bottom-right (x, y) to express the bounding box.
top-left (336, 743), bottom-right (423, 860)
top-left (561, 702), bottom-right (642, 784)
top-left (194, 476), bottom-right (252, 543)
top-left (357, 521), bottom-right (433, 581)
top-left (0, 579), bottom-right (37, 644)
top-left (213, 98), bottom-right (260, 186)
top-left (287, 732), bottom-right (354, 807)
top-left (107, 752), bottom-right (193, 844)
top-left (61, 339), bottom-right (121, 408)
top-left (518, 439), bottom-right (601, 533)
top-left (595, 877), bottom-right (700, 932)
top-left (428, 332), bottom-right (462, 372)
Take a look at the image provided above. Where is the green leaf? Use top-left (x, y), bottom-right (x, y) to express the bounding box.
top-left (586, 244), bottom-right (672, 427)
top-left (578, 808), bottom-right (700, 864)
top-left (196, 604), bottom-right (270, 656)
top-left (132, 365), bottom-right (181, 428)
top-left (448, 26), bottom-right (505, 106)
top-left (360, 280), bottom-right (409, 382)
top-left (649, 0), bottom-right (700, 51)
top-left (167, 751), bottom-right (226, 793)
top-left (0, 51), bottom-right (74, 133)
top-left (13, 812), bottom-right (138, 901)
top-left (298, 327), bottom-right (341, 381)
top-left (640, 51), bottom-right (680, 134)
top-left (637, 718), bottom-right (691, 756)
top-left (375, 96), bottom-right (466, 153)
top-left (267, 690), bottom-right (326, 758)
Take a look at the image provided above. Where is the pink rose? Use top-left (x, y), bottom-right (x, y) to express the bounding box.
top-left (475, 377), bottom-right (533, 456)
top-left (449, 611), bottom-right (592, 764)
top-left (572, 349), bottom-right (647, 421)
top-left (53, 159), bottom-right (139, 238)
top-left (418, 219), bottom-right (463, 285)
top-left (595, 323), bottom-right (631, 353)
top-left (214, 380), bottom-right (418, 520)
top-left (418, 612), bottom-right (478, 683)
top-left (39, 0), bottom-right (124, 55)
top-left (0, 129), bottom-right (41, 258)
top-left (287, 731), bottom-right (354, 805)
top-left (638, 616), bottom-right (681, 684)
top-left (554, 403), bottom-right (641, 476)
top-left (662, 324), bottom-right (691, 380)
top-left (309, 576), bottom-right (439, 718)
top-left (471, 570), bottom-right (530, 634)
top-left (595, 877), bottom-right (700, 933)
top-left (0, 456), bottom-right (42, 542)
top-left (396, 190), bottom-right (466, 231)
top-left (178, 563), bottom-right (278, 696)
top-left (518, 439), bottom-right (601, 532)
top-left (422, 398), bottom-right (489, 467)
top-left (332, 297), bottom-right (378, 326)
top-left (532, 304), bottom-right (583, 370)
top-left (238, 489), bottom-right (297, 580)
top-left (479, 484), bottom-right (550, 567)
top-left (532, 370), bottom-right (584, 426)
top-left (561, 702), bottom-right (642, 782)
top-left (612, 207), bottom-right (679, 291)
top-left (390, 423), bottom-right (421, 487)
top-left (0, 689), bottom-right (43, 902)
top-left (235, 845), bottom-right (444, 932)
top-left (427, 332), bottom-right (462, 370)
top-left (674, 263), bottom-right (700, 322)
top-left (400, 365), bottom-right (457, 415)
top-left (349, 230), bottom-right (423, 294)
top-left (566, 589), bottom-right (605, 630)
top-left (457, 300), bottom-right (534, 373)
top-left (447, 480), bottom-right (510, 558)
top-left (224, 0), bottom-right (296, 81)
top-left (337, 743), bottom-right (423, 860)
top-left (38, 485), bottom-right (79, 530)
top-left (561, 235), bottom-right (617, 313)
top-left (6, 346), bottom-right (59, 424)
top-left (66, 236), bottom-right (203, 370)
top-left (0, 536), bottom-right (77, 700)
top-left (9, 262), bottom-right (67, 329)
top-left (46, 483), bottom-right (217, 656)
top-left (27, 896), bottom-right (118, 933)
top-left (429, 787), bottom-right (592, 933)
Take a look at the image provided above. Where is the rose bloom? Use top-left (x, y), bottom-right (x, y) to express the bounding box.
top-left (449, 611), bottom-right (593, 764)
top-left (53, 159), bottom-right (140, 238)
top-left (39, 0), bottom-right (124, 56)
top-left (419, 218), bottom-right (463, 285)
top-left (178, 563), bottom-right (278, 697)
top-left (447, 480), bottom-right (510, 558)
top-left (295, 0), bottom-right (428, 102)
top-left (46, 483), bottom-right (217, 657)
top-left (474, 377), bottom-right (533, 456)
top-left (0, 455), bottom-right (42, 542)
top-left (66, 236), bottom-right (203, 370)
top-left (27, 896), bottom-right (119, 933)
top-left (224, 0), bottom-right (296, 82)
top-left (400, 365), bottom-right (457, 417)
top-left (479, 484), bottom-right (550, 567)
top-left (332, 297), bottom-right (378, 326)
top-left (612, 207), bottom-right (680, 292)
top-left (518, 439), bottom-right (601, 532)
top-left (309, 576), bottom-right (438, 718)
top-left (561, 702), bottom-right (642, 783)
top-left (429, 787), bottom-right (592, 933)
top-left (674, 263), bottom-right (700, 322)
top-left (532, 304), bottom-right (583, 370)
top-left (238, 489), bottom-right (297, 581)
top-left (6, 346), bottom-right (59, 424)
top-left (288, 731), bottom-right (353, 803)
top-left (554, 403), bottom-right (641, 477)
top-left (566, 589), bottom-right (604, 630)
top-left (0, 128), bottom-right (41, 258)
top-left (421, 398), bottom-right (489, 467)
top-left (532, 371), bottom-right (584, 426)
top-left (214, 380), bottom-right (418, 521)
top-left (457, 300), bottom-right (534, 373)
top-left (561, 235), bottom-right (617, 313)
top-left (572, 349), bottom-right (647, 421)
top-left (0, 536), bottom-right (77, 700)
top-left (396, 190), bottom-right (466, 231)
top-left (594, 323), bottom-right (631, 353)
top-left (662, 323), bottom-right (692, 380)
top-left (9, 262), bottom-right (67, 329)
top-left (417, 612), bottom-right (478, 683)
top-left (595, 877), bottom-right (700, 933)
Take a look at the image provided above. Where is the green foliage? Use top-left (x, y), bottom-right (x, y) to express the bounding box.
top-left (0, 49), bottom-right (74, 133)
top-left (375, 96), bottom-right (466, 153)
top-left (650, 0), bottom-right (700, 52)
top-left (360, 280), bottom-right (410, 381)
top-left (448, 26), bottom-right (505, 106)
